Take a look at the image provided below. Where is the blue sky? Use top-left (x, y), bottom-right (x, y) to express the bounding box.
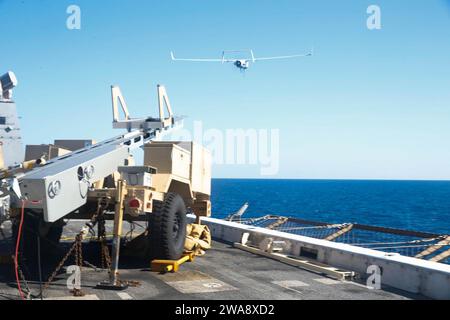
top-left (1, 0), bottom-right (450, 179)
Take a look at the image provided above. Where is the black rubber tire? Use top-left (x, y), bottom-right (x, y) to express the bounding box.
top-left (12, 210), bottom-right (64, 263)
top-left (148, 193), bottom-right (187, 260)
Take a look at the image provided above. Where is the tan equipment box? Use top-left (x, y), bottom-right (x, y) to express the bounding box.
top-left (144, 141), bottom-right (212, 197)
top-left (25, 144), bottom-right (71, 161)
top-left (189, 142), bottom-right (212, 196)
top-left (144, 142), bottom-right (191, 180)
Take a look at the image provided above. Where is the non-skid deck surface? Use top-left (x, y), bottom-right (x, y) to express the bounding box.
top-left (0, 221), bottom-right (421, 300)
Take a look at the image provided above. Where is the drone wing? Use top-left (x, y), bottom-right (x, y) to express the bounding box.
top-left (253, 50), bottom-right (313, 61)
top-left (170, 51), bottom-right (223, 62)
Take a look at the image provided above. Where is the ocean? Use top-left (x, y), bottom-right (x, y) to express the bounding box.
top-left (211, 179), bottom-right (450, 234)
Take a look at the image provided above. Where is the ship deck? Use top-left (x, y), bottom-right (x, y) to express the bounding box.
top-left (0, 221), bottom-right (422, 300)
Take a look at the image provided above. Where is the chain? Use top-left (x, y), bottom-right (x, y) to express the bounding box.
top-left (41, 205), bottom-right (108, 297)
top-left (17, 262), bottom-right (32, 299)
top-left (39, 196), bottom-right (142, 296)
top-left (42, 232), bottom-right (81, 292)
top-left (100, 239), bottom-right (105, 269)
top-left (76, 234), bottom-right (83, 271)
top-left (98, 210), bottom-right (111, 271)
top-left (74, 237), bottom-right (79, 267)
top-left (100, 236), bottom-right (112, 271)
top-left (98, 223), bottom-right (140, 288)
top-left (96, 198), bottom-right (111, 271)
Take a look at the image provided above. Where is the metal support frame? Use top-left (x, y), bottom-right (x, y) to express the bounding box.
top-left (112, 84), bottom-right (179, 132)
top-left (110, 179), bottom-right (127, 284)
top-left (96, 180), bottom-right (128, 290)
top-left (111, 86), bottom-right (130, 122)
top-left (157, 85), bottom-right (174, 128)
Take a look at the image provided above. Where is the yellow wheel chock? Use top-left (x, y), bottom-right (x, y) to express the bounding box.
top-left (151, 252), bottom-right (195, 273)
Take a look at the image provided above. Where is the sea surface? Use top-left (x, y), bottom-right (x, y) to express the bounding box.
top-left (211, 179), bottom-right (450, 234)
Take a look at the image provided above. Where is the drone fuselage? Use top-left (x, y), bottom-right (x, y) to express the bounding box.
top-left (234, 60), bottom-right (250, 70)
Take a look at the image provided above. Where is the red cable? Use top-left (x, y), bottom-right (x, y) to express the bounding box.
top-left (14, 200), bottom-right (26, 300)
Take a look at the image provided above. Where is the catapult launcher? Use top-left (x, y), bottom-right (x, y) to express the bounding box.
top-left (0, 72), bottom-right (211, 289)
